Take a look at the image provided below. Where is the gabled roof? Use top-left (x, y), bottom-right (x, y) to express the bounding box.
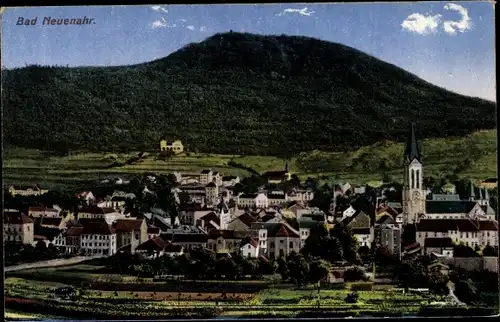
top-left (240, 236), bottom-right (259, 248)
top-left (65, 226), bottom-right (84, 236)
top-left (113, 219), bottom-right (144, 232)
top-left (424, 237), bottom-right (454, 248)
top-left (160, 233), bottom-right (208, 243)
top-left (4, 211), bottom-right (33, 224)
top-left (200, 169), bottom-right (212, 174)
top-left (233, 212), bottom-right (258, 228)
top-left (351, 228), bottom-right (371, 235)
top-left (425, 201), bottom-right (477, 214)
top-left (200, 212), bottom-right (220, 226)
top-left (268, 222), bottom-right (300, 238)
top-left (81, 222), bottom-right (116, 235)
top-left (136, 236), bottom-right (170, 251)
top-left (206, 182), bottom-right (217, 188)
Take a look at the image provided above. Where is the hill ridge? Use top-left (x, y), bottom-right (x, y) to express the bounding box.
top-left (2, 31), bottom-right (496, 156)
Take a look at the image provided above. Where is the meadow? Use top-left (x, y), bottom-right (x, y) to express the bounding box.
top-left (2, 130), bottom-right (497, 191)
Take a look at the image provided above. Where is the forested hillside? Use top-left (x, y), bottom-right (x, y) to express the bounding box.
top-left (2, 32), bottom-right (496, 156)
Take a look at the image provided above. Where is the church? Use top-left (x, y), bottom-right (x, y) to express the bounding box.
top-left (401, 124), bottom-right (498, 253)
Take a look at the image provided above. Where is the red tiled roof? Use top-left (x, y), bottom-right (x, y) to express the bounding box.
top-left (136, 237), bottom-right (170, 251)
top-left (270, 223), bottom-right (300, 238)
top-left (4, 211), bottom-right (33, 225)
top-left (236, 213), bottom-right (257, 228)
top-left (200, 212), bottom-right (220, 226)
top-left (403, 242), bottom-right (421, 251)
top-left (81, 222), bottom-right (116, 235)
top-left (417, 219), bottom-right (498, 232)
top-left (65, 226), bottom-right (84, 236)
top-left (34, 235), bottom-right (48, 240)
top-left (424, 237), bottom-right (454, 248)
top-left (113, 219), bottom-right (144, 232)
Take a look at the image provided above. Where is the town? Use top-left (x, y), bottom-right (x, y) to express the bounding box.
top-left (3, 124), bottom-right (499, 318)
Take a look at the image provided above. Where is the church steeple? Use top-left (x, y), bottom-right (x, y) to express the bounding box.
top-left (404, 123), bottom-right (421, 163)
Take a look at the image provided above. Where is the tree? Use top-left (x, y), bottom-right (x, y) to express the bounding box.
top-left (287, 254), bottom-right (310, 286)
top-left (276, 257), bottom-right (289, 281)
top-left (358, 245), bottom-right (370, 261)
top-left (393, 259), bottom-right (427, 292)
top-left (308, 259), bottom-right (331, 284)
top-left (453, 244), bottom-right (479, 257)
top-left (427, 271), bottom-right (449, 295)
top-left (330, 227), bottom-right (359, 263)
top-left (482, 245), bottom-right (498, 257)
top-left (343, 266), bottom-right (368, 282)
top-left (454, 278), bottom-right (477, 305)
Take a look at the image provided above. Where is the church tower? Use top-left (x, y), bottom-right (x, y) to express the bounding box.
top-left (402, 123), bottom-right (426, 223)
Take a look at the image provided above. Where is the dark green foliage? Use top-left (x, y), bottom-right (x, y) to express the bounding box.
top-left (344, 292), bottom-right (359, 303)
top-left (343, 266), bottom-right (368, 282)
top-left (2, 32), bottom-right (495, 155)
top-left (454, 278), bottom-right (478, 305)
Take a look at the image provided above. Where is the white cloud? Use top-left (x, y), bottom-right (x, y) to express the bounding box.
top-left (199, 26), bottom-right (207, 32)
top-left (278, 7), bottom-right (315, 17)
top-left (151, 5), bottom-right (168, 13)
top-left (186, 25), bottom-right (195, 31)
top-left (401, 13), bottom-right (442, 35)
top-left (442, 3), bottom-right (472, 35)
top-left (151, 17), bottom-right (175, 29)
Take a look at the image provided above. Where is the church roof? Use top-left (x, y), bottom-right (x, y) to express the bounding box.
top-left (425, 200), bottom-right (477, 214)
top-left (404, 123), bottom-right (421, 163)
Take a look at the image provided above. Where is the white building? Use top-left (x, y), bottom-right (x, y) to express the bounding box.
top-left (28, 206), bottom-right (60, 218)
top-left (416, 219), bottom-right (499, 249)
top-left (237, 193), bottom-right (268, 208)
top-left (79, 221), bottom-right (117, 256)
top-left (240, 237), bottom-right (260, 258)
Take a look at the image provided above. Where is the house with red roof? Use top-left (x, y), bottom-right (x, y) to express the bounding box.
top-left (113, 219), bottom-right (147, 254)
top-left (251, 221), bottom-right (300, 259)
top-left (240, 237), bottom-right (260, 258)
top-left (77, 206), bottom-right (124, 225)
top-left (79, 221), bottom-right (117, 256)
top-left (4, 210), bottom-right (34, 244)
top-left (147, 226), bottom-right (161, 240)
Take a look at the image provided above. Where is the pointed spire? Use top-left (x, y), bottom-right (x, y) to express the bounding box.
top-left (469, 181), bottom-right (476, 200)
top-left (404, 123), bottom-right (421, 163)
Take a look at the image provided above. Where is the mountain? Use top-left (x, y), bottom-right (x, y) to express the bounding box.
top-left (2, 32), bottom-right (496, 156)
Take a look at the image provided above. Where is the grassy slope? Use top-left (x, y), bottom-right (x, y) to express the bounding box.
top-left (2, 130), bottom-right (496, 190)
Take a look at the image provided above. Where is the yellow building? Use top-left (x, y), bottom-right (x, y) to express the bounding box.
top-left (159, 140), bottom-right (184, 154)
top-left (4, 211), bottom-right (34, 245)
top-left (8, 184), bottom-right (49, 197)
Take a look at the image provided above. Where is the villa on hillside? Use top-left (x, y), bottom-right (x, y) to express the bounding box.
top-left (159, 140), bottom-right (184, 154)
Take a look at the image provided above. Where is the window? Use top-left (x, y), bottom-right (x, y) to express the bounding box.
top-left (289, 242), bottom-right (294, 248)
top-left (416, 170), bottom-right (420, 189)
top-left (248, 245), bottom-right (251, 249)
top-left (270, 242), bottom-right (275, 248)
top-left (411, 170), bottom-right (415, 189)
top-left (280, 240), bottom-right (284, 244)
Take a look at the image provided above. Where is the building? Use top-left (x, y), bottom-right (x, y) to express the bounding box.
top-left (416, 219), bottom-right (498, 249)
top-left (207, 229), bottom-right (250, 253)
top-left (160, 140), bottom-right (184, 154)
top-left (262, 163), bottom-right (292, 184)
top-left (4, 211), bottom-right (34, 244)
top-left (375, 224), bottom-right (402, 258)
top-left (75, 191), bottom-right (96, 205)
top-left (237, 193), bottom-right (268, 208)
top-left (402, 123), bottom-right (426, 224)
top-left (200, 169), bottom-right (213, 185)
top-left (28, 206), bottom-right (60, 218)
top-left (424, 237), bottom-right (454, 257)
top-left (80, 221), bottom-right (117, 256)
top-left (252, 222), bottom-right (301, 259)
top-left (8, 184), bottom-right (48, 197)
top-left (78, 206), bottom-right (124, 225)
top-left (287, 189), bottom-right (314, 204)
top-left (240, 237), bottom-right (260, 258)
top-left (222, 176), bottom-right (240, 187)
top-left (113, 219), bottom-right (148, 254)
top-left (205, 182), bottom-right (219, 206)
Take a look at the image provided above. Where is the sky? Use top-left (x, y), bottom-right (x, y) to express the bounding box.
top-left (1, 2), bottom-right (496, 101)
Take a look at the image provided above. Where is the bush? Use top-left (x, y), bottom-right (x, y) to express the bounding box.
top-left (344, 292), bottom-right (359, 303)
top-left (350, 282), bottom-right (373, 291)
top-left (344, 266), bottom-right (368, 282)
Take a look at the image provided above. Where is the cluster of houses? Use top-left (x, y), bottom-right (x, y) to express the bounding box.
top-left (3, 126), bottom-right (498, 266)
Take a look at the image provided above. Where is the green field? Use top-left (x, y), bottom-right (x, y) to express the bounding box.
top-left (3, 130), bottom-right (497, 190)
